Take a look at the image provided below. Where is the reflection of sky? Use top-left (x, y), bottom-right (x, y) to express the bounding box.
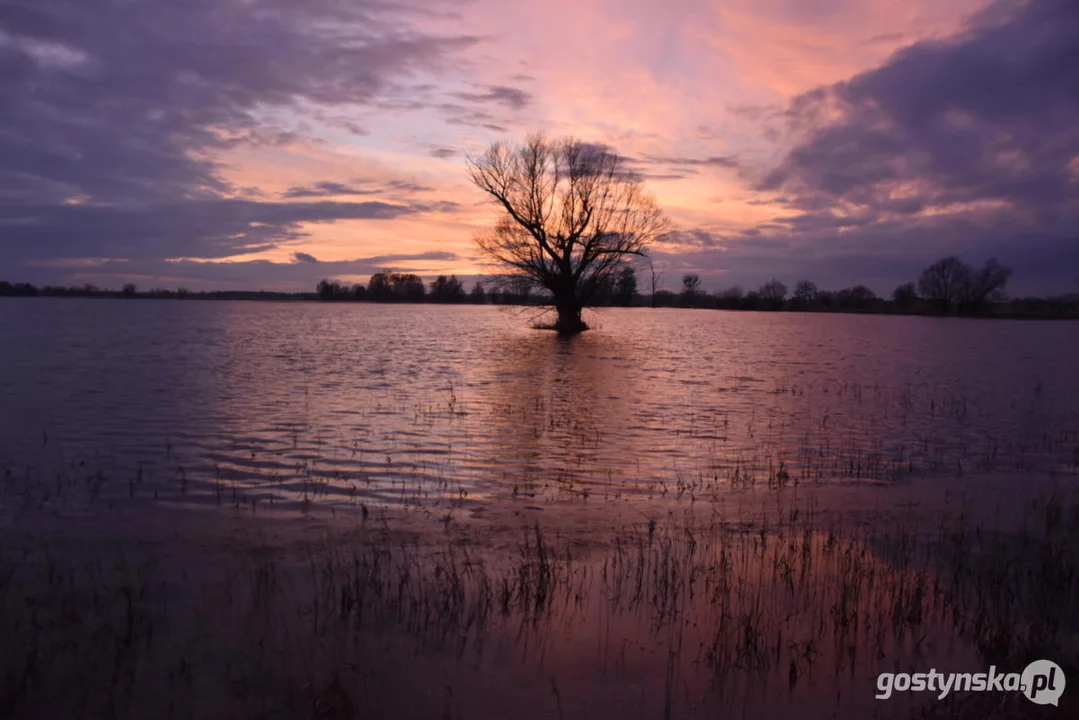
top-left (3, 301), bottom-right (1077, 509)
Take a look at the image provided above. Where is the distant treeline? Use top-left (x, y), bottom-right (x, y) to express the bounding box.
top-left (0, 282), bottom-right (310, 302)
top-left (3, 257), bottom-right (1078, 318)
top-left (661, 257), bottom-right (1079, 319)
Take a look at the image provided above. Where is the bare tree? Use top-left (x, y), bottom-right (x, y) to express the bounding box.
top-left (648, 259), bottom-right (664, 308)
top-left (759, 278), bottom-right (788, 306)
top-left (963, 257), bottom-right (1012, 308)
top-left (792, 280), bottom-right (818, 306)
top-left (918, 256), bottom-right (1011, 312)
top-left (681, 273), bottom-right (701, 299)
top-left (467, 134), bottom-right (670, 333)
top-left (892, 282), bottom-right (917, 310)
top-left (918, 257), bottom-right (972, 312)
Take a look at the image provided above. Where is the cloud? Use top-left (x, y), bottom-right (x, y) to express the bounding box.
top-left (18, 252), bottom-right (464, 292)
top-left (284, 182), bottom-right (379, 199)
top-left (283, 179), bottom-right (436, 199)
top-left (0, 0), bottom-right (479, 273)
top-left (452, 84), bottom-right (533, 109)
top-left (745, 0), bottom-right (1079, 294)
top-left (642, 155), bottom-right (740, 170)
top-left (0, 198), bottom-right (429, 264)
top-left (386, 180), bottom-right (435, 193)
top-left (292, 251), bottom-right (320, 264)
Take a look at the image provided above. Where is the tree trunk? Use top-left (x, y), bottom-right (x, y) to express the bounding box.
top-left (553, 291), bottom-right (587, 334)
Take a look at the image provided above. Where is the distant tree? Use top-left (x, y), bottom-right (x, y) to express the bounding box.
top-left (352, 284), bottom-right (367, 301)
top-left (891, 282), bottom-right (917, 311)
top-left (316, 279), bottom-right (347, 301)
top-left (122, 283), bottom-right (138, 298)
top-left (468, 133), bottom-right (669, 333)
top-left (653, 289), bottom-right (676, 307)
top-left (836, 285), bottom-right (877, 310)
top-left (741, 290), bottom-right (762, 311)
top-left (592, 273), bottom-right (618, 305)
top-left (792, 280), bottom-right (818, 307)
top-left (0, 281), bottom-right (12, 296)
top-left (681, 273), bottom-right (702, 306)
top-left (918, 257), bottom-right (973, 313)
top-left (648, 260), bottom-right (663, 308)
top-left (368, 272), bottom-right (392, 301)
top-left (469, 282), bottom-right (487, 304)
top-left (961, 257), bottom-right (1012, 310)
top-left (389, 273), bottom-right (426, 302)
top-left (759, 278), bottom-right (787, 309)
top-left (429, 274), bottom-right (465, 303)
top-left (614, 265), bottom-right (638, 306)
top-left (716, 286), bottom-right (743, 310)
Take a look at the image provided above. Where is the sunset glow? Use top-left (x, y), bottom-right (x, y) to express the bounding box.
top-left (2, 0), bottom-right (1076, 295)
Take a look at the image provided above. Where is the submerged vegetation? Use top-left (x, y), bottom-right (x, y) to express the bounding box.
top-left (1, 373), bottom-right (1077, 717)
top-left (1, 462), bottom-right (1077, 718)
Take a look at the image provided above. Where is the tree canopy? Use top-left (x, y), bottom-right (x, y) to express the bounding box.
top-left (467, 134), bottom-right (669, 333)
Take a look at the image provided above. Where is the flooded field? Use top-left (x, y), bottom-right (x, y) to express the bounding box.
top-left (1, 299), bottom-right (1078, 718)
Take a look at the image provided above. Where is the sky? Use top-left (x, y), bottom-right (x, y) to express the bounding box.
top-left (1, 0), bottom-right (1077, 296)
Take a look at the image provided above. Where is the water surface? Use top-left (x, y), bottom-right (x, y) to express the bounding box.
top-left (1, 298), bottom-right (1076, 510)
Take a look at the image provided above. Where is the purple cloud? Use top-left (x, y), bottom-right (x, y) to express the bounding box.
top-left (749, 0), bottom-right (1079, 294)
top-left (0, 0), bottom-right (478, 274)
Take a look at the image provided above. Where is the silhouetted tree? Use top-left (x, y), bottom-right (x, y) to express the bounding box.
top-left (468, 133), bottom-right (669, 333)
top-left (892, 282), bottom-right (917, 311)
top-left (648, 260), bottom-right (663, 308)
top-left (652, 290), bottom-right (676, 307)
top-left (368, 272), bottom-right (392, 301)
top-left (469, 282), bottom-right (487, 304)
top-left (918, 257), bottom-right (972, 313)
top-left (592, 273), bottom-right (618, 305)
top-left (917, 256), bottom-right (1012, 314)
top-left (122, 283), bottom-right (138, 298)
top-left (792, 280), bottom-right (818, 307)
top-left (759, 278), bottom-right (787, 309)
top-left (317, 279), bottom-right (333, 301)
top-left (429, 274), bottom-right (465, 303)
top-left (716, 286), bottom-right (743, 310)
top-left (352, 284), bottom-right (367, 301)
top-left (741, 290), bottom-right (762, 311)
top-left (389, 273), bottom-right (425, 302)
top-left (836, 285), bottom-right (876, 310)
top-left (681, 273), bottom-right (702, 306)
top-left (962, 257), bottom-right (1012, 311)
top-left (614, 265), bottom-right (638, 306)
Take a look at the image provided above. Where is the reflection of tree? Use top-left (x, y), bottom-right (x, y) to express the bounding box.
top-left (475, 333), bottom-right (638, 497)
